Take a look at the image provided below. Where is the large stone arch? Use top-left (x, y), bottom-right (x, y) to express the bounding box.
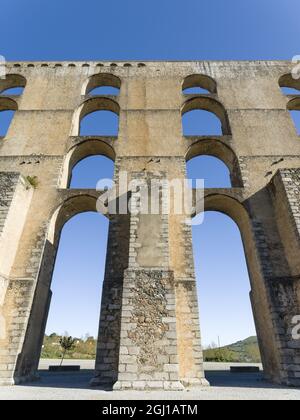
top-left (13, 193), bottom-right (109, 382)
top-left (194, 192), bottom-right (283, 383)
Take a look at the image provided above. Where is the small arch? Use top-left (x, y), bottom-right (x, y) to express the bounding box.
top-left (287, 97), bottom-right (300, 111)
top-left (49, 195), bottom-right (101, 243)
top-left (79, 97), bottom-right (120, 118)
top-left (186, 138), bottom-right (242, 187)
top-left (96, 63), bottom-right (104, 67)
top-left (0, 97), bottom-right (18, 137)
top-left (202, 193), bottom-right (250, 235)
top-left (41, 64), bottom-right (48, 68)
top-left (82, 63), bottom-right (90, 67)
top-left (279, 73), bottom-right (300, 95)
top-left (183, 74), bottom-right (217, 94)
top-left (1, 87), bottom-right (24, 96)
top-left (13, 64), bottom-right (21, 68)
top-left (80, 110), bottom-right (119, 137)
top-left (82, 73), bottom-right (121, 96)
top-left (70, 155), bottom-right (114, 189)
top-left (187, 155), bottom-right (231, 188)
top-left (68, 63), bottom-right (76, 67)
top-left (287, 97), bottom-right (300, 135)
top-left (61, 139), bottom-right (116, 188)
top-left (182, 97), bottom-right (231, 135)
top-left (124, 63), bottom-right (132, 67)
top-left (110, 63), bottom-right (118, 67)
top-left (71, 97), bottom-right (120, 137)
top-left (27, 64), bottom-right (34, 68)
top-left (55, 63), bottom-right (62, 68)
top-left (138, 63), bottom-right (146, 67)
top-left (0, 74), bottom-right (26, 94)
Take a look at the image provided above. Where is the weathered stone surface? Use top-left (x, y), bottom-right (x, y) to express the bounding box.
top-left (0, 60), bottom-right (300, 388)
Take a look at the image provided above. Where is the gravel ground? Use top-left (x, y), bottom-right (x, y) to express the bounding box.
top-left (0, 360), bottom-right (299, 400)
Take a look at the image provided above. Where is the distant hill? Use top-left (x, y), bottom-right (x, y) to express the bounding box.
top-left (41, 334), bottom-right (96, 360)
top-left (41, 334), bottom-right (261, 363)
top-left (203, 336), bottom-right (261, 363)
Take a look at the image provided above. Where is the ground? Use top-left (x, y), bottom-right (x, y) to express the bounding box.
top-left (0, 360), bottom-right (299, 400)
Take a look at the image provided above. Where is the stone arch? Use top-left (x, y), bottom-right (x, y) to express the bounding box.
top-left (14, 193), bottom-right (109, 381)
top-left (185, 138), bottom-right (243, 187)
top-left (182, 74), bottom-right (217, 94)
top-left (287, 96), bottom-right (300, 111)
top-left (193, 192), bottom-right (282, 382)
top-left (0, 98), bottom-right (18, 137)
top-left (0, 74), bottom-right (26, 94)
top-left (48, 194), bottom-right (107, 245)
top-left (279, 73), bottom-right (300, 93)
top-left (0, 97), bottom-right (18, 111)
top-left (60, 138), bottom-right (116, 188)
top-left (82, 73), bottom-right (121, 95)
top-left (70, 97), bottom-right (120, 136)
top-left (181, 97), bottom-right (231, 135)
top-left (287, 97), bottom-right (300, 134)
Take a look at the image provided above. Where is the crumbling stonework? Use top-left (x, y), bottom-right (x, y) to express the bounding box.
top-left (0, 60), bottom-right (300, 388)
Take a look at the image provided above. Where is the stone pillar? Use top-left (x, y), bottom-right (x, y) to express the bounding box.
top-left (0, 173), bottom-right (34, 385)
top-left (111, 172), bottom-right (183, 390)
top-left (267, 169), bottom-right (300, 386)
top-left (92, 213), bottom-right (130, 387)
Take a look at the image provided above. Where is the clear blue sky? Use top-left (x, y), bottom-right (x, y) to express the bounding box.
top-left (1, 0), bottom-right (300, 61)
top-left (1, 0), bottom-right (300, 347)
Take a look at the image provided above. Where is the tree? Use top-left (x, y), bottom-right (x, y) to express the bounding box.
top-left (59, 336), bottom-right (76, 366)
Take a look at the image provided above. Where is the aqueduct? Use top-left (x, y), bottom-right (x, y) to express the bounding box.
top-left (0, 60), bottom-right (300, 389)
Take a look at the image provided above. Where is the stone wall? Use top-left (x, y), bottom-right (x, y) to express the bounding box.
top-left (0, 60), bottom-right (300, 388)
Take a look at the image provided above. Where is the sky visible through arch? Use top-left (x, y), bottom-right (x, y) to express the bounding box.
top-left (1, 0), bottom-right (300, 347)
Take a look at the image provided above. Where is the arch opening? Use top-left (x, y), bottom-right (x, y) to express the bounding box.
top-left (182, 97), bottom-right (231, 136)
top-left (279, 73), bottom-right (300, 96)
top-left (0, 74), bottom-right (26, 95)
top-left (70, 155), bottom-right (114, 189)
top-left (182, 74), bottom-right (217, 94)
top-left (287, 97), bottom-right (300, 135)
top-left (182, 109), bottom-right (222, 136)
top-left (192, 210), bottom-right (262, 383)
top-left (15, 192), bottom-right (111, 384)
top-left (80, 110), bottom-right (119, 136)
top-left (72, 97), bottom-right (120, 137)
top-left (1, 86), bottom-right (24, 96)
top-left (89, 86), bottom-right (120, 96)
top-left (83, 73), bottom-right (121, 96)
top-left (190, 193), bottom-right (282, 384)
top-left (60, 139), bottom-right (115, 189)
top-left (187, 155), bottom-right (231, 189)
top-left (0, 110), bottom-right (16, 137)
top-left (186, 139), bottom-right (243, 188)
top-left (42, 208), bottom-right (109, 377)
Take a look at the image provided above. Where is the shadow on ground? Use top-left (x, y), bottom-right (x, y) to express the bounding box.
top-left (19, 368), bottom-right (295, 392)
top-left (24, 369), bottom-right (112, 391)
